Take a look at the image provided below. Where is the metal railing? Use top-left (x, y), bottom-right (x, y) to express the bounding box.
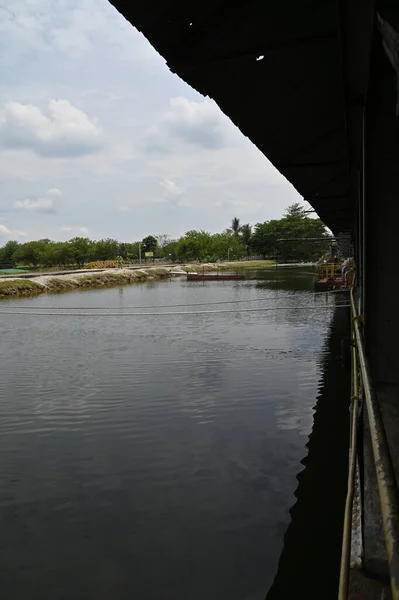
top-left (338, 313), bottom-right (360, 600)
top-left (317, 263), bottom-right (340, 280)
top-left (338, 288), bottom-right (399, 599)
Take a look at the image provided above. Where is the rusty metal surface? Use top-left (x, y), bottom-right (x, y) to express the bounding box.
top-left (351, 459), bottom-right (363, 569)
top-left (349, 570), bottom-right (391, 600)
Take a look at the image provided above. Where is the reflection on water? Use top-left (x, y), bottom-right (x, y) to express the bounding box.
top-left (248, 266), bottom-right (317, 293)
top-left (266, 306), bottom-right (350, 600)
top-left (0, 270), bottom-right (349, 600)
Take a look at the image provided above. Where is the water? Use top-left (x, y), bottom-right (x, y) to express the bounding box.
top-left (0, 268), bottom-right (350, 599)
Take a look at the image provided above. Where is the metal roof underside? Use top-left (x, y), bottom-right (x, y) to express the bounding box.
top-left (109, 1), bottom-right (377, 234)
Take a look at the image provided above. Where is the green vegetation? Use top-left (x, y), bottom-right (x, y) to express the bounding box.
top-left (142, 235), bottom-right (158, 254)
top-left (0, 279), bottom-right (43, 296)
top-left (251, 204), bottom-right (329, 261)
top-left (0, 203), bottom-right (330, 269)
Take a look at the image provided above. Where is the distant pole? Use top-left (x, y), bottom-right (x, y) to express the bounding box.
top-left (228, 247), bottom-right (233, 261)
top-left (139, 243), bottom-right (142, 265)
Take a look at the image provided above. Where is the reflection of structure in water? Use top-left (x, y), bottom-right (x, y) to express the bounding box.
top-left (266, 306), bottom-right (350, 600)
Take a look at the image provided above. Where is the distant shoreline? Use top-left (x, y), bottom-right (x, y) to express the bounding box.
top-left (0, 261), bottom-right (278, 298)
top-left (0, 267), bottom-right (180, 298)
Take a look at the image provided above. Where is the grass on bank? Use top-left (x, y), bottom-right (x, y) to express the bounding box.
top-left (221, 260), bottom-right (276, 270)
top-left (178, 264), bottom-right (215, 273)
top-left (177, 261), bottom-right (276, 272)
top-left (0, 279), bottom-right (44, 296)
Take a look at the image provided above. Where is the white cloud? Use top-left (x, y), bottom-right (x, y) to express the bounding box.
top-left (13, 188), bottom-right (62, 213)
top-left (174, 198), bottom-right (192, 208)
top-left (0, 0), bottom-right (160, 65)
top-left (60, 225), bottom-right (89, 236)
top-left (0, 223), bottom-right (26, 239)
top-left (160, 178), bottom-right (184, 198)
top-left (145, 97), bottom-right (233, 152)
top-left (0, 100), bottom-right (104, 157)
top-left (0, 0), bottom-right (302, 242)
top-left (0, 224), bottom-right (11, 235)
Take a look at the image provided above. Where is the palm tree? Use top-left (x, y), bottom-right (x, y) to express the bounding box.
top-left (230, 217), bottom-right (241, 236)
top-left (240, 224), bottom-right (252, 256)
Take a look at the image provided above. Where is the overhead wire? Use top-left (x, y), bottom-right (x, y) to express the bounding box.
top-left (0, 291), bottom-right (349, 311)
top-left (0, 305), bottom-right (350, 317)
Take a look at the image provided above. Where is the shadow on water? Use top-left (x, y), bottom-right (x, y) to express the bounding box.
top-left (265, 304), bottom-right (350, 599)
top-left (246, 267), bottom-right (316, 293)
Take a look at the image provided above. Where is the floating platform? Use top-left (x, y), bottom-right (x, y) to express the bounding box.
top-left (187, 273), bottom-right (245, 281)
top-left (314, 276), bottom-right (346, 291)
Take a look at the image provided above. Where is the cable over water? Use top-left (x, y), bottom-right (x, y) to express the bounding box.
top-left (1, 290), bottom-right (347, 311)
top-left (0, 305), bottom-right (350, 317)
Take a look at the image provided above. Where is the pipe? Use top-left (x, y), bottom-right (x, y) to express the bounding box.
top-left (338, 324), bottom-right (360, 600)
top-left (350, 288), bottom-right (399, 600)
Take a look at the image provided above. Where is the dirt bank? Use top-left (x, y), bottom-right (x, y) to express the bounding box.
top-left (0, 261), bottom-right (277, 298)
top-left (0, 264), bottom-right (213, 298)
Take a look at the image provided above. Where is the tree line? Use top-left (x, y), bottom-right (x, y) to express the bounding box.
top-left (0, 204), bottom-right (330, 268)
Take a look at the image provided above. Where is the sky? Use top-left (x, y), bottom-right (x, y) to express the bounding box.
top-left (0, 0), bottom-right (302, 243)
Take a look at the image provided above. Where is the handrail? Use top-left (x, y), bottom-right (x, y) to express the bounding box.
top-left (338, 333), bottom-right (360, 600)
top-left (349, 288), bottom-right (399, 600)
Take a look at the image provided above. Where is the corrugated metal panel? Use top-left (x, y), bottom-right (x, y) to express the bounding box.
top-left (110, 0), bottom-right (352, 232)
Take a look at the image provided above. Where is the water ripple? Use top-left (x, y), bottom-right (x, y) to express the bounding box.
top-left (0, 272), bottom-right (341, 600)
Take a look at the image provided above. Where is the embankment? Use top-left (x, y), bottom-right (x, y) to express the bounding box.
top-left (0, 264), bottom-right (213, 298)
top-left (0, 268), bottom-right (173, 298)
top-left (0, 260), bottom-right (277, 298)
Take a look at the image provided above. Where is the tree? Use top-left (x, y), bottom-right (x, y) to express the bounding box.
top-left (163, 239), bottom-right (179, 261)
top-left (38, 242), bottom-right (58, 268)
top-left (155, 234), bottom-right (171, 249)
top-left (1, 202), bottom-right (329, 270)
top-left (13, 241), bottom-right (43, 267)
top-left (69, 237), bottom-right (94, 267)
top-left (39, 242), bottom-right (74, 268)
top-left (285, 203), bottom-right (308, 218)
top-left (142, 235), bottom-right (158, 254)
top-left (252, 210), bottom-right (329, 261)
top-left (0, 240), bottom-right (19, 265)
top-left (118, 243), bottom-right (129, 260)
top-left (229, 217), bottom-right (242, 236)
top-left (125, 242), bottom-right (141, 261)
top-left (209, 232), bottom-right (245, 261)
top-left (177, 230), bottom-right (212, 261)
top-left (93, 238), bottom-right (119, 261)
top-left (251, 222), bottom-right (280, 258)
top-left (240, 224), bottom-right (252, 256)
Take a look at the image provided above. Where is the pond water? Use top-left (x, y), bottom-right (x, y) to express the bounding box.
top-left (0, 268), bottom-right (349, 599)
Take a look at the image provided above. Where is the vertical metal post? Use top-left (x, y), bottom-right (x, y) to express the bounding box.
top-left (139, 243), bottom-right (142, 266)
top-left (361, 107), bottom-right (366, 315)
top-left (356, 170), bottom-right (362, 312)
top-left (338, 311), bottom-right (360, 600)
